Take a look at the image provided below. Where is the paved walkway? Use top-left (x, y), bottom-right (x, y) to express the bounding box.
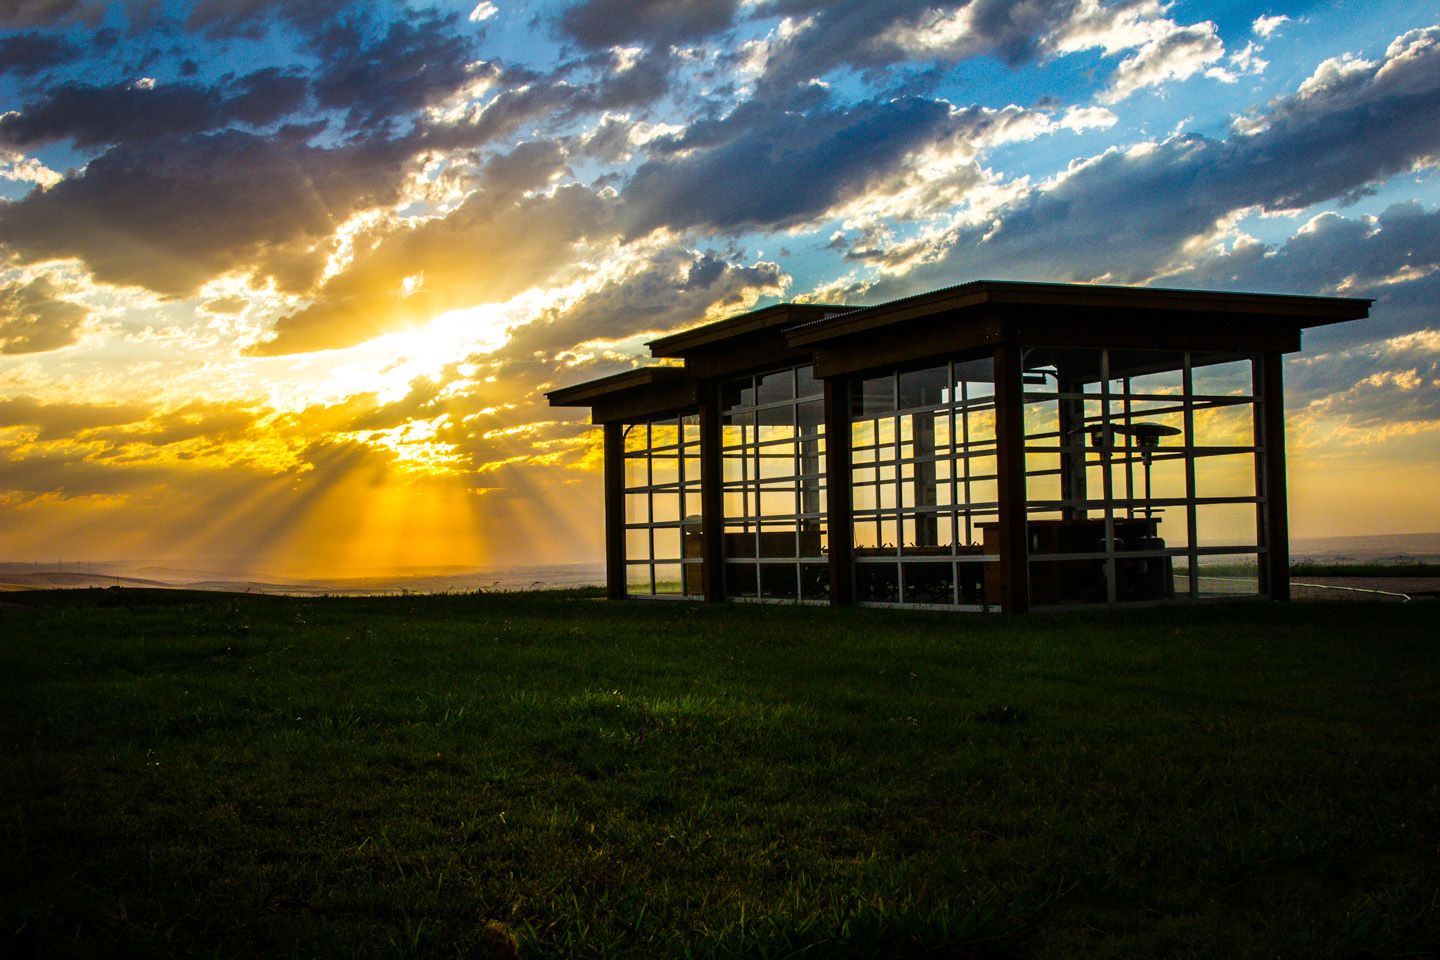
top-left (1291, 577), bottom-right (1440, 601)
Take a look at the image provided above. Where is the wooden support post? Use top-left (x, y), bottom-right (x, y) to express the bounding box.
top-left (824, 375), bottom-right (854, 606)
top-left (1259, 352), bottom-right (1290, 601)
top-left (699, 384), bottom-right (727, 602)
top-left (603, 421), bottom-right (626, 601)
top-left (994, 344), bottom-right (1030, 613)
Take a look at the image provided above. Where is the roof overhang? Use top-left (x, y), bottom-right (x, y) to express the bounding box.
top-left (786, 280), bottom-right (1372, 348)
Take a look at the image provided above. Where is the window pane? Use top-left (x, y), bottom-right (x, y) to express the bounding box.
top-left (898, 365), bottom-right (948, 410)
top-left (725, 562), bottom-right (758, 597)
top-left (625, 493), bottom-right (648, 524)
top-left (796, 365), bottom-right (822, 399)
top-left (653, 564), bottom-right (683, 595)
top-left (721, 377), bottom-right (754, 411)
top-left (653, 527), bottom-right (682, 561)
top-left (623, 423), bottom-right (647, 453)
top-left (856, 563), bottom-right (899, 602)
top-left (1195, 502), bottom-right (1259, 548)
top-left (626, 563), bottom-right (652, 594)
top-left (800, 563), bottom-right (829, 600)
top-left (1194, 452), bottom-right (1257, 499)
top-left (903, 562), bottom-right (954, 604)
top-left (1191, 355), bottom-right (1254, 397)
top-left (855, 375), bottom-right (895, 416)
top-left (760, 564), bottom-right (798, 599)
top-left (757, 368), bottom-right (794, 405)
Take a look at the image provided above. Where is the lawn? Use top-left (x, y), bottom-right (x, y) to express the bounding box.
top-left (2, 590), bottom-right (1437, 959)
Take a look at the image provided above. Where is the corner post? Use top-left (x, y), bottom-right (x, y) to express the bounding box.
top-left (824, 374), bottom-right (854, 606)
top-left (603, 420), bottom-right (626, 601)
top-left (994, 343), bottom-right (1030, 613)
top-left (1259, 352), bottom-right (1290, 601)
top-left (699, 383), bottom-right (727, 602)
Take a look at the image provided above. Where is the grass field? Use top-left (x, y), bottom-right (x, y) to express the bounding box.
top-left (2, 590), bottom-right (1437, 959)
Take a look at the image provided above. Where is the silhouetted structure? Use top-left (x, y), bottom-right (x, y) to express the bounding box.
top-left (549, 281), bottom-right (1369, 611)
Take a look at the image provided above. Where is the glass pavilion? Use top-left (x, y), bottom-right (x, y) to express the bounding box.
top-left (548, 281), bottom-right (1370, 612)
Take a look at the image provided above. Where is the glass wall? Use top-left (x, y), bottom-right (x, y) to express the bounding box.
top-left (623, 415), bottom-right (703, 598)
top-left (720, 366), bottom-right (828, 601)
top-left (1019, 347), bottom-right (1265, 605)
top-left (849, 356), bottom-right (999, 608)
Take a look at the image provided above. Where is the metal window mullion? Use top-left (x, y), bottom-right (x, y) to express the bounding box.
top-left (1183, 353), bottom-right (1199, 599)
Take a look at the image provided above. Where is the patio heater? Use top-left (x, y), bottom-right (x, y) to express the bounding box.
top-left (1113, 423), bottom-right (1181, 518)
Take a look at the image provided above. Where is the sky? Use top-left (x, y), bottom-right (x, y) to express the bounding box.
top-left (0, 0), bottom-right (1437, 577)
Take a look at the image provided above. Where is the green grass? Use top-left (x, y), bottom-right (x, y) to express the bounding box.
top-left (2, 590), bottom-right (1438, 959)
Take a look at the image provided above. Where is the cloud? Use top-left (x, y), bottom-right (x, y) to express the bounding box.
top-left (556, 0), bottom-right (741, 50)
top-left (0, 274), bottom-right (89, 353)
top-left (0, 71), bottom-right (309, 149)
top-left (498, 248), bottom-right (787, 359)
top-left (184, 0), bottom-right (359, 40)
top-left (1102, 21), bottom-right (1226, 102)
top-left (0, 29), bottom-right (82, 75)
top-left (250, 144), bottom-right (618, 355)
top-left (0, 0), bottom-right (106, 29)
top-left (309, 9), bottom-right (481, 131)
top-left (0, 129), bottom-right (417, 297)
top-left (620, 94), bottom-right (967, 238)
top-left (0, 393), bottom-right (148, 437)
top-left (1289, 330), bottom-right (1440, 428)
top-left (1253, 15), bottom-right (1289, 39)
top-left (856, 25), bottom-right (1440, 295)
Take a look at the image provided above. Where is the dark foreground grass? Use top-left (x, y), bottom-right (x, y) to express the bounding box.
top-left (2, 591), bottom-right (1437, 959)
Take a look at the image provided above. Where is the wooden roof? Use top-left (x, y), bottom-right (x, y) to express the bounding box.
top-left (646, 302), bottom-right (848, 357)
top-left (786, 280), bottom-right (1371, 347)
top-left (545, 364), bottom-right (685, 407)
top-left (546, 281), bottom-right (1373, 412)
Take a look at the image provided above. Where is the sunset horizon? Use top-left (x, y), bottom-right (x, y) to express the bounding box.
top-left (2, 1), bottom-right (1438, 579)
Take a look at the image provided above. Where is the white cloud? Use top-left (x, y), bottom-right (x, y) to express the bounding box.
top-left (1229, 41), bottom-right (1269, 75)
top-left (1102, 21), bottom-right (1227, 102)
top-left (1252, 15), bottom-right (1289, 38)
top-left (1060, 105), bottom-right (1118, 132)
top-left (469, 2), bottom-right (498, 22)
top-left (0, 150), bottom-right (61, 188)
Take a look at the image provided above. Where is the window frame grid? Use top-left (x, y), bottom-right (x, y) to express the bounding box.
top-left (1019, 347), bottom-right (1266, 608)
top-left (720, 365), bottom-right (830, 604)
top-left (850, 356), bottom-right (1001, 610)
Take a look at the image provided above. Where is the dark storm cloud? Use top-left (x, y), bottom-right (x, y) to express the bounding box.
top-left (309, 9), bottom-right (479, 131)
top-left (184, 0), bottom-right (355, 39)
top-left (0, 30), bottom-right (82, 75)
top-left (0, 0), bottom-right (103, 29)
top-left (0, 70), bottom-right (308, 148)
top-left (862, 26), bottom-right (1440, 297)
top-left (568, 48), bottom-right (675, 111)
top-left (497, 249), bottom-right (786, 359)
top-left (620, 94), bottom-right (960, 238)
top-left (748, 0), bottom-right (1081, 88)
top-left (0, 274), bottom-right (88, 354)
top-left (557, 0), bottom-right (741, 50)
top-left (0, 130), bottom-right (415, 297)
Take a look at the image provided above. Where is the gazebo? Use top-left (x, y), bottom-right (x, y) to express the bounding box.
top-left (548, 281), bottom-right (1370, 612)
